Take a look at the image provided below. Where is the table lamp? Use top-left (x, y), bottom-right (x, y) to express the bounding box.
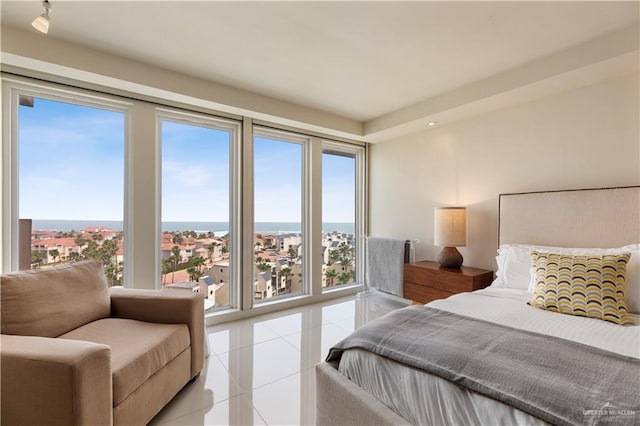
top-left (434, 207), bottom-right (466, 268)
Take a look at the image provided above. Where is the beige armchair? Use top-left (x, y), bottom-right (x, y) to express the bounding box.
top-left (1, 261), bottom-right (204, 426)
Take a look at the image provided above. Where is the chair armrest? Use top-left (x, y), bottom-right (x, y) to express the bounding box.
top-left (110, 288), bottom-right (204, 378)
top-left (0, 334), bottom-right (112, 426)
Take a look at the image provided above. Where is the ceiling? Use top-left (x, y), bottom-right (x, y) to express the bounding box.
top-left (1, 1), bottom-right (639, 139)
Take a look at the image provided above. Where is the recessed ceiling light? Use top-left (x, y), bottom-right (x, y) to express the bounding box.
top-left (428, 121), bottom-right (437, 126)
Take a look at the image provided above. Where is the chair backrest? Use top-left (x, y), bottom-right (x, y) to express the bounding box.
top-left (1, 261), bottom-right (111, 337)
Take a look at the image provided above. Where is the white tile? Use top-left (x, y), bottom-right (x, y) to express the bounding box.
top-left (150, 358), bottom-right (222, 420)
top-left (331, 316), bottom-right (356, 333)
top-left (208, 321), bottom-right (281, 355)
top-left (153, 293), bottom-right (411, 426)
top-left (282, 323), bottom-right (352, 369)
top-left (321, 299), bottom-right (356, 322)
top-left (258, 303), bottom-right (332, 337)
top-left (259, 312), bottom-right (305, 336)
top-left (151, 394), bottom-right (266, 426)
top-left (204, 354), bottom-right (245, 402)
top-left (251, 368), bottom-right (316, 426)
top-left (319, 323), bottom-right (352, 358)
top-left (217, 337), bottom-right (302, 389)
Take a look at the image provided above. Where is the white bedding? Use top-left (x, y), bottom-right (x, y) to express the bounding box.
top-left (337, 288), bottom-right (640, 425)
top-left (431, 287), bottom-right (639, 358)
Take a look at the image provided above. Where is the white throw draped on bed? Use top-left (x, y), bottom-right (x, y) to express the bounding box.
top-left (365, 237), bottom-right (405, 297)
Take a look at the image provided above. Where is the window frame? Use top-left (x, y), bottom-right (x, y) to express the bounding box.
top-left (251, 126), bottom-right (311, 306)
top-left (2, 78), bottom-right (132, 277)
top-left (321, 140), bottom-right (366, 290)
top-left (1, 75), bottom-right (367, 325)
top-left (156, 108), bottom-right (242, 311)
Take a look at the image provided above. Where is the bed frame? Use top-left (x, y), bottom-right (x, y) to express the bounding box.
top-left (316, 186), bottom-right (640, 426)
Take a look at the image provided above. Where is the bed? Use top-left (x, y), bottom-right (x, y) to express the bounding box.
top-left (315, 186), bottom-right (640, 426)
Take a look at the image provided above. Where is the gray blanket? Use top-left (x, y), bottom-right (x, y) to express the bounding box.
top-left (327, 306), bottom-right (640, 426)
top-left (366, 237), bottom-right (405, 297)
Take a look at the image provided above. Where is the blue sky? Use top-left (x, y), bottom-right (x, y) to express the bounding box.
top-left (19, 97), bottom-right (355, 223)
top-left (19, 98), bottom-right (125, 221)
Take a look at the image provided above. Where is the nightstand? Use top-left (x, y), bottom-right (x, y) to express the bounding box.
top-left (403, 261), bottom-right (494, 304)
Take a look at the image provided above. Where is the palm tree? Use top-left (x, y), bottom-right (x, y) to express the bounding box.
top-left (82, 240), bottom-right (99, 261)
top-left (171, 246), bottom-right (181, 283)
top-left (104, 264), bottom-right (116, 286)
top-left (206, 242), bottom-right (218, 262)
top-left (191, 256), bottom-right (206, 273)
top-left (49, 248), bottom-right (60, 264)
top-left (337, 242), bottom-right (354, 274)
top-left (186, 267), bottom-right (202, 282)
top-left (338, 243), bottom-right (352, 262)
top-left (100, 239), bottom-right (118, 267)
top-left (287, 245), bottom-right (297, 261)
top-left (280, 267), bottom-right (293, 293)
top-left (328, 249), bottom-right (341, 266)
top-left (325, 269), bottom-right (338, 287)
top-left (113, 261), bottom-right (124, 286)
top-left (31, 250), bottom-right (46, 268)
top-left (161, 257), bottom-right (173, 285)
top-left (338, 271), bottom-right (352, 285)
top-left (74, 235), bottom-right (87, 248)
top-left (257, 262), bottom-right (270, 273)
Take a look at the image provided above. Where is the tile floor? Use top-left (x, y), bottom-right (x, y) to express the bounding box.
top-left (150, 292), bottom-right (410, 425)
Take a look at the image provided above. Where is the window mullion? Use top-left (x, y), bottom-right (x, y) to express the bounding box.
top-left (128, 102), bottom-right (157, 289)
top-left (308, 138), bottom-right (323, 297)
top-left (241, 117), bottom-right (254, 311)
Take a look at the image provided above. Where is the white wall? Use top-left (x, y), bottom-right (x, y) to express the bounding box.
top-left (369, 73), bottom-right (640, 271)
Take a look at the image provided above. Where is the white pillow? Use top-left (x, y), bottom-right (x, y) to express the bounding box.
top-left (622, 244), bottom-right (640, 314)
top-left (491, 244), bottom-right (555, 290)
top-left (493, 243), bottom-right (640, 314)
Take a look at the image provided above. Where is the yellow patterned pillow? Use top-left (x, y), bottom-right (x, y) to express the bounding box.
top-left (528, 251), bottom-right (633, 325)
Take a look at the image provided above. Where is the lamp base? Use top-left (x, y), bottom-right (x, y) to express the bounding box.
top-left (437, 247), bottom-right (463, 269)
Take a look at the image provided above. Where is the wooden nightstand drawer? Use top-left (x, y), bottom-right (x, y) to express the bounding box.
top-left (404, 282), bottom-right (454, 304)
top-left (403, 261), bottom-right (493, 304)
top-left (403, 267), bottom-right (433, 285)
top-left (432, 274), bottom-right (475, 293)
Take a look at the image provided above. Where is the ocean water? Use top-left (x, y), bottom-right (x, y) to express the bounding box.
top-left (30, 220), bottom-right (355, 235)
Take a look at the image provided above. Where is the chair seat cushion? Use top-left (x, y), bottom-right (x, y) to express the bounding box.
top-left (59, 318), bottom-right (190, 405)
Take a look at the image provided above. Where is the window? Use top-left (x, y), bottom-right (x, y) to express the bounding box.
top-left (3, 77), bottom-right (365, 321)
top-left (16, 93), bottom-right (127, 286)
top-left (322, 142), bottom-right (364, 291)
top-left (253, 128), bottom-right (307, 302)
top-left (322, 149), bottom-right (357, 289)
top-left (160, 111), bottom-right (239, 311)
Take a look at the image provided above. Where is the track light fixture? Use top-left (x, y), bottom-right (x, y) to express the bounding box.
top-left (32, 0), bottom-right (52, 34)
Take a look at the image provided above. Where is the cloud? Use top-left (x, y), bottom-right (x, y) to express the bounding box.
top-left (163, 160), bottom-right (213, 187)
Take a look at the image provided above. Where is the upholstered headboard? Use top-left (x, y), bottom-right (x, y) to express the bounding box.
top-left (499, 186), bottom-right (640, 248)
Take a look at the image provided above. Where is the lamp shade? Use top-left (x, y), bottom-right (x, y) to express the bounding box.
top-left (434, 207), bottom-right (466, 247)
top-left (32, 14), bottom-right (50, 33)
top-left (32, 1), bottom-right (51, 34)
